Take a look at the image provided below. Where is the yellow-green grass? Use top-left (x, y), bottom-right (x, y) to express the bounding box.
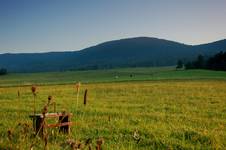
top-left (0, 80), bottom-right (225, 149)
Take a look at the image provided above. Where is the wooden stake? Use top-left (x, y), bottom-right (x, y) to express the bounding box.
top-left (84, 89), bottom-right (88, 106)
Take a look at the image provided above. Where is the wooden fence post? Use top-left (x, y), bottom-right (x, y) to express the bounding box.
top-left (84, 89), bottom-right (88, 106)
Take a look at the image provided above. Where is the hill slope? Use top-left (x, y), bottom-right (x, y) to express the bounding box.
top-left (0, 37), bottom-right (226, 72)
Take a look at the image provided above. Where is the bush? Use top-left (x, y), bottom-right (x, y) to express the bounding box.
top-left (0, 68), bottom-right (7, 75)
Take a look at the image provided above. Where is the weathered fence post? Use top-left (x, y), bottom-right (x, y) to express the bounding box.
top-left (84, 89), bottom-right (88, 106)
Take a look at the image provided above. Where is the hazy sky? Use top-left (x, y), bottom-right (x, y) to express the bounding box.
top-left (1, 0), bottom-right (226, 53)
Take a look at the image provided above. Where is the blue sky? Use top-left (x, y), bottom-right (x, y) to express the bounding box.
top-left (0, 0), bottom-right (226, 53)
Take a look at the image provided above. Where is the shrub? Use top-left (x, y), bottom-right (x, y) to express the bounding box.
top-left (0, 68), bottom-right (7, 75)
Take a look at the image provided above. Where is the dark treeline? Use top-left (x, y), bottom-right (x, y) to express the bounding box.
top-left (184, 51), bottom-right (226, 71)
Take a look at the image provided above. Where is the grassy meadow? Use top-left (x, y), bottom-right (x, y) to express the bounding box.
top-left (0, 67), bottom-right (226, 149)
top-left (1, 67), bottom-right (226, 87)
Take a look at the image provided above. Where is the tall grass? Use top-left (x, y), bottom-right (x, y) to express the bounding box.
top-left (0, 80), bottom-right (226, 149)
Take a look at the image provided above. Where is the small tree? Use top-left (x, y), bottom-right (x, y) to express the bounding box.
top-left (0, 68), bottom-right (7, 75)
top-left (176, 60), bottom-right (183, 70)
top-left (185, 62), bottom-right (193, 69)
top-left (194, 54), bottom-right (205, 69)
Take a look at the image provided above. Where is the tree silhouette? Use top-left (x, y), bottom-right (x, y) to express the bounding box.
top-left (176, 60), bottom-right (183, 70)
top-left (0, 68), bottom-right (7, 75)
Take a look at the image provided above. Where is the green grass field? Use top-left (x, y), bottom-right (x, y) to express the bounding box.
top-left (0, 67), bottom-right (226, 149)
top-left (1, 66), bottom-right (226, 87)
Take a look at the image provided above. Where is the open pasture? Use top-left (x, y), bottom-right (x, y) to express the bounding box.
top-left (0, 80), bottom-right (225, 149)
top-left (1, 67), bottom-right (226, 87)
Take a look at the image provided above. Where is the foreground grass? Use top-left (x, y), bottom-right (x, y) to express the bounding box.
top-left (0, 80), bottom-right (225, 149)
top-left (1, 66), bottom-right (226, 87)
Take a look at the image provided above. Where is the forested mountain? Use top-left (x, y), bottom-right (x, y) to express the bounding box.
top-left (0, 37), bottom-right (226, 72)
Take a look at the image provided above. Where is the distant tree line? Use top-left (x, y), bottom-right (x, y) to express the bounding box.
top-left (0, 68), bottom-right (7, 75)
top-left (177, 51), bottom-right (226, 71)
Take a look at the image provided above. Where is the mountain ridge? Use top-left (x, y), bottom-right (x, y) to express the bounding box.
top-left (0, 37), bottom-right (226, 72)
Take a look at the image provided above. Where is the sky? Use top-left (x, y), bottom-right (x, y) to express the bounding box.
top-left (0, 0), bottom-right (226, 53)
